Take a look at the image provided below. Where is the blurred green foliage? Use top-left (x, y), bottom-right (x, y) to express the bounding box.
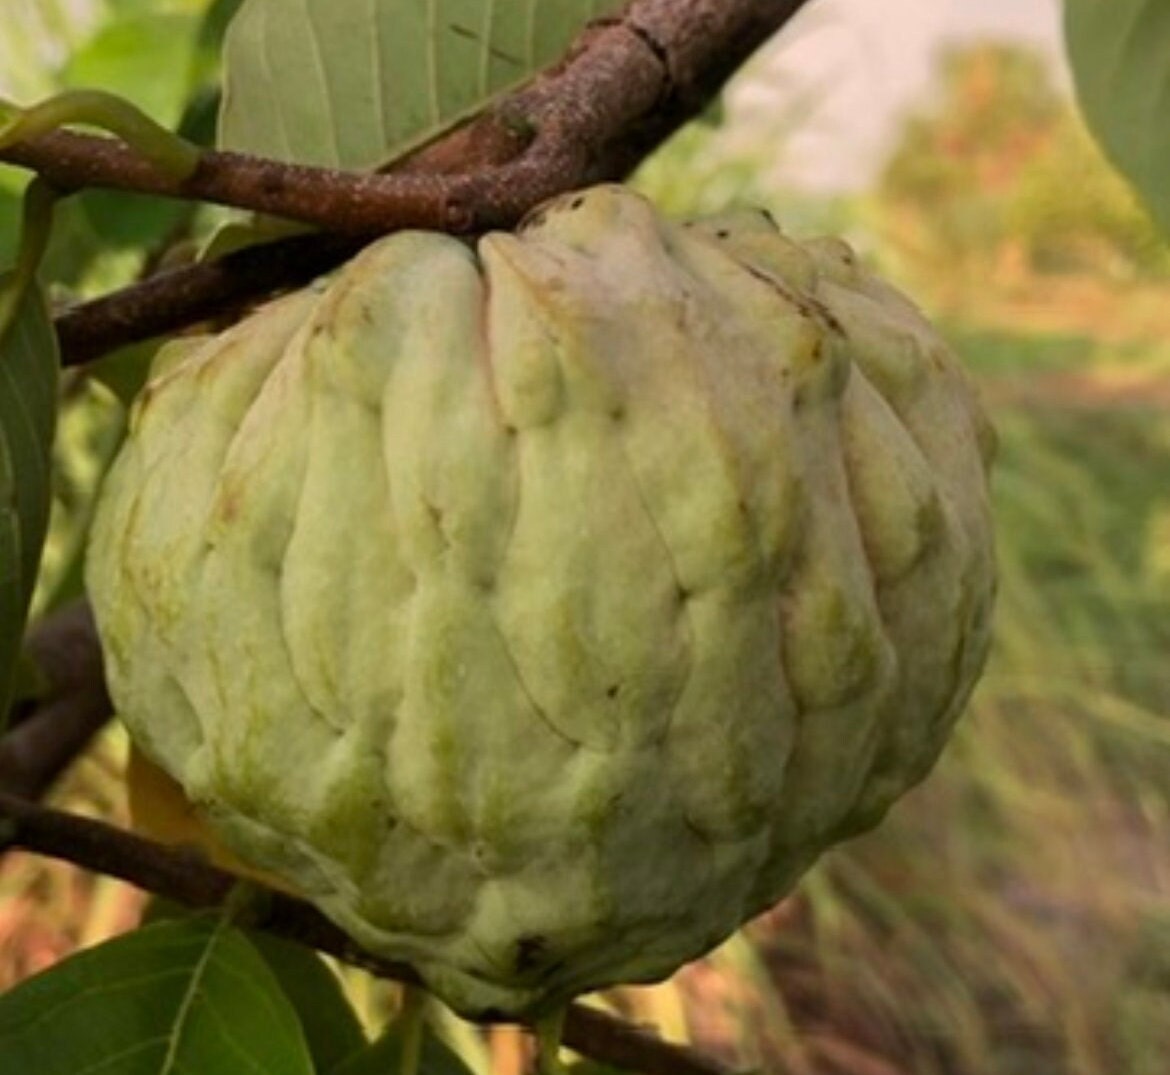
top-left (873, 42), bottom-right (1170, 307)
top-left (0, 0), bottom-right (232, 294)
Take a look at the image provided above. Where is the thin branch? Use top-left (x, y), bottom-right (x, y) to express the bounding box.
top-left (0, 791), bottom-right (734, 1075)
top-left (55, 231), bottom-right (369, 366)
top-left (563, 1006), bottom-right (738, 1075)
top-left (29, 0), bottom-right (809, 364)
top-left (0, 602), bottom-right (112, 800)
top-left (0, 789), bottom-right (420, 979)
top-left (1, 132), bottom-right (504, 236)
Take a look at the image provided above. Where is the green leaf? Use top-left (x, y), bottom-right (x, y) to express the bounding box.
top-left (218, 0), bottom-right (622, 168)
top-left (247, 932), bottom-right (369, 1072)
top-left (79, 189), bottom-right (189, 253)
top-left (133, 899), bottom-right (368, 1073)
top-left (62, 12), bottom-right (202, 129)
top-left (0, 918), bottom-right (317, 1075)
top-left (0, 180), bottom-right (21, 279)
top-left (330, 1019), bottom-right (476, 1075)
top-left (184, 0), bottom-right (247, 145)
top-left (34, 378), bottom-right (127, 616)
top-left (194, 0), bottom-right (247, 86)
top-left (1065, 0), bottom-right (1170, 234)
top-left (3, 177), bottom-right (185, 293)
top-left (0, 277), bottom-right (56, 721)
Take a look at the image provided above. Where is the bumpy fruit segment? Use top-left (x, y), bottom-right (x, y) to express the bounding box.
top-left (87, 184), bottom-right (995, 1018)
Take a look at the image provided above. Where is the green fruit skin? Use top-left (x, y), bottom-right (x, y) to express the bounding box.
top-left (87, 185), bottom-right (996, 1019)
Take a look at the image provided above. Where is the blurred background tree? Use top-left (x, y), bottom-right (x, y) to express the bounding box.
top-left (872, 42), bottom-right (1170, 311)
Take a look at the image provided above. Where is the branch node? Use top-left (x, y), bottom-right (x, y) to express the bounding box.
top-left (442, 196), bottom-right (476, 233)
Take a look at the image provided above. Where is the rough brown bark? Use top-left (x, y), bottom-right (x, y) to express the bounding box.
top-left (0, 0), bottom-right (811, 364)
top-left (0, 603), bottom-right (111, 800)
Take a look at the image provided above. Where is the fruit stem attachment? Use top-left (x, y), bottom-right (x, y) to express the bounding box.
top-left (0, 89), bottom-right (201, 180)
top-left (534, 1007), bottom-right (568, 1075)
top-left (396, 985), bottom-right (425, 1075)
top-left (221, 878), bottom-right (274, 929)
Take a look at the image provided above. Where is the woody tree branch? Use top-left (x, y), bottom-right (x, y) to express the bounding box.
top-left (0, 0), bottom-right (810, 364)
top-left (0, 602), bottom-right (112, 801)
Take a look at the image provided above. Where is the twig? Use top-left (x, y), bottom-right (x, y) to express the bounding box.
top-left (55, 231), bottom-right (369, 366)
top-left (563, 1005), bottom-right (738, 1075)
top-left (0, 788), bottom-right (421, 978)
top-left (0, 791), bottom-right (734, 1075)
top-left (1, 132), bottom-right (499, 236)
top-left (0, 602), bottom-right (112, 800)
top-left (21, 0), bottom-right (810, 364)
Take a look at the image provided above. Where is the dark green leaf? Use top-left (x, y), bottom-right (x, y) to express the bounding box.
top-left (183, 0), bottom-right (247, 145)
top-left (4, 186), bottom-right (159, 293)
top-left (195, 0), bottom-right (247, 82)
top-left (0, 178), bottom-right (21, 272)
top-left (133, 900), bottom-right (368, 1073)
top-left (247, 931), bottom-right (369, 1073)
top-left (1065, 0), bottom-right (1170, 234)
top-left (74, 189), bottom-right (187, 253)
top-left (0, 918), bottom-right (316, 1075)
top-left (330, 1018), bottom-right (476, 1075)
top-left (0, 277), bottom-right (56, 721)
top-left (178, 83), bottom-right (223, 147)
top-left (218, 0), bottom-right (622, 168)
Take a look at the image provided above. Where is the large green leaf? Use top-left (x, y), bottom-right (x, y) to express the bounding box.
top-left (0, 277), bottom-right (56, 720)
top-left (1065, 0), bottom-right (1170, 234)
top-left (0, 918), bottom-right (316, 1075)
top-left (218, 0), bottom-right (621, 168)
top-left (185, 0), bottom-right (248, 144)
top-left (246, 932), bottom-right (369, 1072)
top-left (330, 1019), bottom-right (476, 1075)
